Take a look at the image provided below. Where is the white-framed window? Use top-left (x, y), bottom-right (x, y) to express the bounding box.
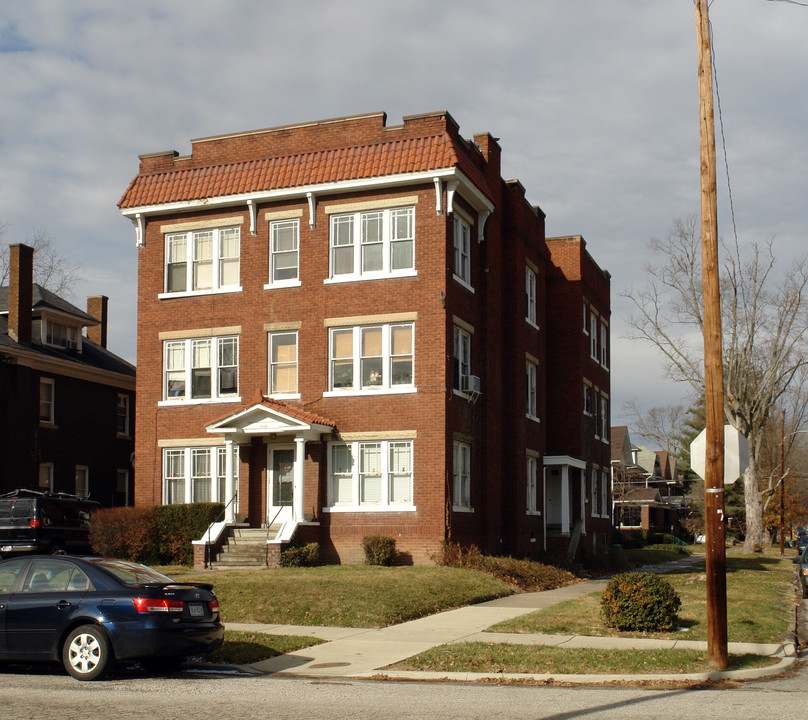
top-left (593, 393), bottom-right (600, 439)
top-left (601, 470), bottom-right (609, 517)
top-left (328, 207), bottom-right (414, 281)
top-left (328, 323), bottom-right (413, 393)
top-left (164, 226), bottom-right (240, 294)
top-left (39, 378), bottom-right (54, 424)
top-left (115, 469), bottom-right (129, 506)
top-left (525, 266), bottom-right (537, 326)
top-left (583, 301), bottom-right (589, 334)
top-left (453, 326), bottom-right (471, 393)
top-left (163, 446), bottom-right (239, 506)
top-left (44, 320), bottom-right (79, 350)
top-left (326, 440), bottom-right (413, 509)
top-left (117, 394), bottom-right (130, 436)
top-left (591, 468), bottom-right (599, 517)
top-left (269, 219), bottom-right (299, 285)
top-left (590, 311), bottom-right (598, 360)
top-left (163, 336), bottom-right (239, 403)
top-left (526, 455), bottom-right (538, 514)
top-left (268, 331), bottom-right (298, 396)
top-left (453, 216), bottom-right (471, 286)
top-left (600, 321), bottom-right (609, 369)
top-left (526, 361), bottom-right (538, 421)
top-left (75, 466), bottom-right (89, 497)
top-left (583, 383), bottom-right (592, 416)
top-left (453, 441), bottom-right (471, 510)
top-left (38, 463), bottom-right (53, 491)
top-left (600, 394), bottom-right (609, 441)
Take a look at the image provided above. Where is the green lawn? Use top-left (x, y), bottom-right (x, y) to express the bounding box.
top-left (180, 565), bottom-right (514, 628)
top-left (488, 554), bottom-right (795, 644)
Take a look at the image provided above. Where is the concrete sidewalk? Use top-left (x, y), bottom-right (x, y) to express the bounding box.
top-left (227, 576), bottom-right (799, 684)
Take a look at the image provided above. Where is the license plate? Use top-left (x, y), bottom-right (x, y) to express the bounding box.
top-left (188, 603), bottom-right (204, 617)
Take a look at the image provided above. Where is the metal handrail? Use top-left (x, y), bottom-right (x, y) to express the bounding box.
top-left (202, 493), bottom-right (239, 568)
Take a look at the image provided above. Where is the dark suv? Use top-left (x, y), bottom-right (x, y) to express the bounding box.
top-left (0, 489), bottom-right (100, 557)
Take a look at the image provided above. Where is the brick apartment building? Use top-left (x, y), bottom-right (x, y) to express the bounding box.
top-left (0, 244), bottom-right (135, 505)
top-left (118, 111), bottom-right (611, 564)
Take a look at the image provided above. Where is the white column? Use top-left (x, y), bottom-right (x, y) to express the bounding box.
top-left (580, 472), bottom-right (586, 536)
top-left (561, 466), bottom-right (570, 534)
top-left (224, 437), bottom-right (236, 523)
top-left (293, 436), bottom-right (306, 522)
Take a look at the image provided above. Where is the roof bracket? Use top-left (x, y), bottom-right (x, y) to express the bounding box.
top-left (433, 178), bottom-right (442, 215)
top-left (477, 210), bottom-right (490, 243)
top-left (133, 213), bottom-right (145, 248)
top-left (247, 200), bottom-right (257, 236)
top-left (307, 192), bottom-right (317, 228)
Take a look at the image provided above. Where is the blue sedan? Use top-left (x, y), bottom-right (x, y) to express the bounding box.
top-left (0, 555), bottom-right (223, 680)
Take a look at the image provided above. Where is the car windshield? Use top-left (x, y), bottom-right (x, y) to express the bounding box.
top-left (88, 558), bottom-right (174, 584)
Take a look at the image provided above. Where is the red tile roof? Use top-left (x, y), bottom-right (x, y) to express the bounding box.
top-left (119, 133), bottom-right (491, 209)
top-left (259, 397), bottom-right (336, 428)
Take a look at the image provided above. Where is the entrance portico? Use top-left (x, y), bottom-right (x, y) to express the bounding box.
top-left (206, 399), bottom-right (335, 529)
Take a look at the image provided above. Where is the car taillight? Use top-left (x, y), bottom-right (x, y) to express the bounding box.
top-left (209, 599), bottom-right (220, 614)
top-left (29, 519), bottom-right (40, 528)
top-left (802, 569), bottom-right (808, 577)
top-left (133, 597), bottom-right (184, 613)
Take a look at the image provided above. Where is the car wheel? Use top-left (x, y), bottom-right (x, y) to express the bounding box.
top-left (62, 625), bottom-right (113, 681)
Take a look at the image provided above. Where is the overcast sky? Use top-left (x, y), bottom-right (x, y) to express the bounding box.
top-left (1, 0), bottom-right (806, 429)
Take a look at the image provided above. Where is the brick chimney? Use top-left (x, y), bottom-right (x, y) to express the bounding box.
top-left (86, 295), bottom-right (108, 348)
top-left (8, 243), bottom-right (33, 344)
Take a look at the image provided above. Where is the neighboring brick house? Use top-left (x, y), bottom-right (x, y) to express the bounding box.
top-left (118, 111), bottom-right (611, 565)
top-left (610, 425), bottom-right (684, 537)
top-left (0, 244), bottom-right (136, 505)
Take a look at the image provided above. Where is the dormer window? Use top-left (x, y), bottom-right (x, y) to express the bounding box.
top-left (44, 320), bottom-right (80, 350)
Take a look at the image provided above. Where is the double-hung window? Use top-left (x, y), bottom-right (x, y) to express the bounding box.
top-left (600, 394), bottom-right (609, 441)
top-left (526, 361), bottom-right (538, 420)
top-left (44, 321), bottom-right (79, 350)
top-left (39, 378), bottom-right (54, 424)
top-left (453, 441), bottom-right (471, 510)
top-left (269, 219), bottom-right (299, 284)
top-left (525, 266), bottom-right (537, 326)
top-left (268, 331), bottom-right (298, 396)
top-left (164, 446), bottom-right (239, 506)
top-left (328, 323), bottom-right (413, 392)
top-left (163, 336), bottom-right (239, 402)
top-left (328, 207), bottom-right (414, 280)
top-left (591, 469), bottom-right (599, 517)
top-left (327, 440), bottom-right (413, 509)
top-left (453, 216), bottom-right (471, 286)
top-left (600, 322), bottom-right (609, 369)
top-left (453, 326), bottom-right (471, 393)
top-left (117, 394), bottom-right (130, 436)
top-left (165, 226), bottom-right (240, 294)
top-left (583, 383), bottom-right (593, 416)
top-left (526, 455), bottom-right (538, 513)
top-left (590, 311), bottom-right (598, 360)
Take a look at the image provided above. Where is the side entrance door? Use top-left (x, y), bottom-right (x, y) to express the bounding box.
top-left (267, 446), bottom-right (295, 526)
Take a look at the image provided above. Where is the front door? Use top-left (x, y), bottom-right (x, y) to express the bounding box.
top-left (268, 447), bottom-right (294, 526)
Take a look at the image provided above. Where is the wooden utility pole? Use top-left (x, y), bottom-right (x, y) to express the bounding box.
top-left (696, 0), bottom-right (728, 670)
top-left (780, 410), bottom-right (786, 556)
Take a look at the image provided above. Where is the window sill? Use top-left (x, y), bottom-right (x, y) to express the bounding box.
top-left (525, 318), bottom-right (540, 332)
top-left (116, 433), bottom-right (132, 440)
top-left (264, 280), bottom-right (302, 290)
top-left (324, 387), bottom-right (416, 398)
top-left (158, 287), bottom-right (243, 300)
top-left (526, 414), bottom-right (541, 423)
top-left (268, 393), bottom-right (301, 401)
top-left (452, 274), bottom-right (475, 294)
top-left (323, 505), bottom-right (417, 513)
top-left (158, 396), bottom-right (242, 407)
top-left (39, 421), bottom-right (57, 429)
top-left (452, 505), bottom-right (474, 513)
top-left (324, 270), bottom-right (417, 285)
top-left (526, 510), bottom-right (542, 516)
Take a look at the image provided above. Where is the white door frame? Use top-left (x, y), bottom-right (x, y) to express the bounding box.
top-left (267, 444), bottom-right (295, 525)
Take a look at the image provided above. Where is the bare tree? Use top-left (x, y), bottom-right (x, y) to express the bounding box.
top-left (1, 226), bottom-right (83, 298)
top-left (622, 401), bottom-right (687, 455)
top-left (623, 215), bottom-right (808, 551)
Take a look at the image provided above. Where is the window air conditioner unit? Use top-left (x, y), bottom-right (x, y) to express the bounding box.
top-left (462, 375), bottom-right (481, 395)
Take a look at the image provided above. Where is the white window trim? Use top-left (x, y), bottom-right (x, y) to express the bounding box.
top-left (526, 360), bottom-right (539, 422)
top-left (453, 325), bottom-right (472, 398)
top-left (163, 446), bottom-right (239, 506)
top-left (526, 455), bottom-right (540, 515)
top-left (268, 330), bottom-right (300, 399)
top-left (600, 321), bottom-right (609, 369)
top-left (452, 215), bottom-right (473, 291)
top-left (160, 335), bottom-right (240, 406)
top-left (324, 439), bottom-right (415, 512)
top-left (39, 463), bottom-right (54, 491)
top-left (42, 319), bottom-right (81, 351)
top-left (75, 465), bottom-right (89, 498)
top-left (525, 266), bottom-right (538, 328)
top-left (117, 393), bottom-right (130, 437)
top-left (325, 323), bottom-right (414, 395)
top-left (591, 468), bottom-right (599, 517)
top-left (452, 441), bottom-right (473, 512)
top-left (325, 206), bottom-right (415, 283)
top-left (265, 218), bottom-right (302, 289)
top-left (39, 378), bottom-right (55, 425)
top-left (601, 470), bottom-right (609, 518)
top-left (162, 225), bottom-right (241, 297)
top-left (590, 311), bottom-right (599, 360)
top-left (583, 301), bottom-right (589, 335)
top-left (600, 393), bottom-right (610, 443)
top-left (583, 382), bottom-right (593, 416)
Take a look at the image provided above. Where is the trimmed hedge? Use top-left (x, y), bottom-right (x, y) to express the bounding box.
top-left (362, 535), bottom-right (397, 566)
top-left (280, 542), bottom-right (320, 567)
top-left (89, 502), bottom-right (223, 565)
top-left (600, 572), bottom-right (681, 632)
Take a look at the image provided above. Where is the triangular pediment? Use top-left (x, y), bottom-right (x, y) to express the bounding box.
top-left (206, 402), bottom-right (331, 441)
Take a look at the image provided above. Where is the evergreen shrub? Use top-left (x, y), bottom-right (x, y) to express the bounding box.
top-left (600, 572), bottom-right (681, 631)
